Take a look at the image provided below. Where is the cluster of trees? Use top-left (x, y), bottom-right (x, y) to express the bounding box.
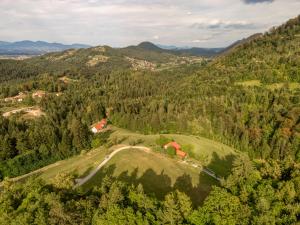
top-left (0, 89), bottom-right (111, 179)
top-left (0, 156), bottom-right (298, 224)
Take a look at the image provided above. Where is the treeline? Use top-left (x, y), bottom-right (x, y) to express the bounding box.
top-left (0, 156), bottom-right (298, 224)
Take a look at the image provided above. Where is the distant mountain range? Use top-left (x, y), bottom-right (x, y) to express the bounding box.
top-left (136, 42), bottom-right (224, 57)
top-left (0, 39), bottom-right (250, 58)
top-left (0, 41), bottom-right (91, 55)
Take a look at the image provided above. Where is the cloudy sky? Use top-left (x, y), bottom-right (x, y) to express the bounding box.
top-left (1, 0), bottom-right (300, 47)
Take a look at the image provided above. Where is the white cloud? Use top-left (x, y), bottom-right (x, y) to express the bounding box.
top-left (0, 0), bottom-right (299, 47)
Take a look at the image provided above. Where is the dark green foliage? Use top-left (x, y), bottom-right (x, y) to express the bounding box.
top-left (166, 146), bottom-right (176, 157)
top-left (0, 15), bottom-right (299, 224)
top-left (190, 156), bottom-right (300, 225)
top-left (0, 157), bottom-right (299, 224)
top-left (156, 135), bottom-right (172, 147)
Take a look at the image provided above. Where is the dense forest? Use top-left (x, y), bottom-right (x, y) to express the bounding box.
top-left (0, 156), bottom-right (299, 224)
top-left (0, 15), bottom-right (300, 224)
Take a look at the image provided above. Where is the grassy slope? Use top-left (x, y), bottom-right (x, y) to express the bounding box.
top-left (18, 147), bottom-right (109, 181)
top-left (109, 126), bottom-right (237, 176)
top-left (82, 148), bottom-right (217, 206)
top-left (9, 127), bottom-right (236, 205)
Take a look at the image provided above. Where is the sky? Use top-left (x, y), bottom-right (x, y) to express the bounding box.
top-left (0, 0), bottom-right (300, 47)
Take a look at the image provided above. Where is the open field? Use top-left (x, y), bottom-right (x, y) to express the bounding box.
top-left (4, 126), bottom-right (236, 205)
top-left (82, 148), bottom-right (217, 206)
top-left (5, 127), bottom-right (237, 183)
top-left (109, 126), bottom-right (237, 176)
top-left (39, 147), bottom-right (108, 181)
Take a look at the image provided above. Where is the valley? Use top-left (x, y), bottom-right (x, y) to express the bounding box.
top-left (0, 14), bottom-right (299, 225)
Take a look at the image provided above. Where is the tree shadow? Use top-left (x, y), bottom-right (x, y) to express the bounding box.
top-left (206, 152), bottom-right (236, 178)
top-left (83, 163), bottom-right (219, 206)
top-left (80, 166), bottom-right (95, 178)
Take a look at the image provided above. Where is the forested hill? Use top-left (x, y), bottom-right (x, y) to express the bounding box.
top-left (0, 43), bottom-right (204, 82)
top-left (212, 15), bottom-right (300, 83)
top-left (0, 14), bottom-right (300, 225)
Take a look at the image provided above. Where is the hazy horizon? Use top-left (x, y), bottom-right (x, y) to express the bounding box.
top-left (1, 0), bottom-right (300, 48)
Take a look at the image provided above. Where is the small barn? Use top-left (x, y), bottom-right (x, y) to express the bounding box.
top-left (164, 141), bottom-right (187, 159)
top-left (91, 118), bottom-right (108, 133)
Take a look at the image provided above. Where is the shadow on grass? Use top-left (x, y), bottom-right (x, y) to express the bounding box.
top-left (80, 166), bottom-right (95, 178)
top-left (206, 152), bottom-right (236, 178)
top-left (82, 164), bottom-right (219, 207)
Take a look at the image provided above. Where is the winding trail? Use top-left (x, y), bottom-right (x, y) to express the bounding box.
top-left (73, 145), bottom-right (150, 188)
top-left (73, 145), bottom-right (221, 189)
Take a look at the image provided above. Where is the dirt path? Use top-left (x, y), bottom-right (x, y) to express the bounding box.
top-left (73, 145), bottom-right (150, 188)
top-left (73, 145), bottom-right (221, 188)
top-left (2, 145), bottom-right (220, 189)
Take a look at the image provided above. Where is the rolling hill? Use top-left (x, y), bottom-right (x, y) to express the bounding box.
top-left (0, 40), bottom-right (90, 55)
top-left (131, 41), bottom-right (224, 57)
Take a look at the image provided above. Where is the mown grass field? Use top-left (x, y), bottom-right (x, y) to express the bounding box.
top-left (8, 126), bottom-right (237, 205)
top-left (109, 126), bottom-right (237, 176)
top-left (82, 148), bottom-right (218, 206)
top-left (11, 146), bottom-right (108, 183)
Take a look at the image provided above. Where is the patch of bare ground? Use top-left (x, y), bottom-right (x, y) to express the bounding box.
top-left (3, 106), bottom-right (45, 119)
top-left (32, 90), bottom-right (46, 98)
top-left (125, 57), bottom-right (157, 71)
top-left (3, 92), bottom-right (27, 103)
top-left (59, 76), bottom-right (78, 84)
top-left (87, 55), bottom-right (109, 66)
top-left (93, 46), bottom-right (106, 52)
top-left (46, 49), bottom-right (77, 61)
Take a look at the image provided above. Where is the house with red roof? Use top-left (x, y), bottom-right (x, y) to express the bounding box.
top-left (91, 118), bottom-right (108, 133)
top-left (163, 141), bottom-right (187, 159)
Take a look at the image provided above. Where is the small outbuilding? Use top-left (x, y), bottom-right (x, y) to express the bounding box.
top-left (91, 118), bottom-right (108, 133)
top-left (164, 141), bottom-right (187, 159)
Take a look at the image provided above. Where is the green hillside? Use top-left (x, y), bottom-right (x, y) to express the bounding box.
top-left (213, 16), bottom-right (300, 83)
top-left (0, 15), bottom-right (300, 225)
top-left (81, 148), bottom-right (217, 206)
top-left (5, 126), bottom-right (236, 206)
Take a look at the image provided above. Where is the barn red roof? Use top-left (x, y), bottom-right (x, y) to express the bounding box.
top-left (176, 150), bottom-right (187, 158)
top-left (164, 141), bottom-right (187, 158)
top-left (94, 118), bottom-right (107, 131)
top-left (165, 142), bottom-right (181, 151)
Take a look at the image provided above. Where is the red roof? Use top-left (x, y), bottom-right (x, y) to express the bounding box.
top-left (94, 119), bottom-right (107, 131)
top-left (176, 150), bottom-right (187, 158)
top-left (164, 141), bottom-right (186, 158)
top-left (165, 142), bottom-right (181, 151)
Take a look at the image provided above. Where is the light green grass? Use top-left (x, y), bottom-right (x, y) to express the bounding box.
top-left (83, 148), bottom-right (217, 206)
top-left (39, 147), bottom-right (108, 180)
top-left (10, 147), bottom-right (108, 182)
top-left (10, 127), bottom-right (237, 183)
top-left (109, 126), bottom-right (237, 176)
top-left (5, 127), bottom-right (237, 205)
